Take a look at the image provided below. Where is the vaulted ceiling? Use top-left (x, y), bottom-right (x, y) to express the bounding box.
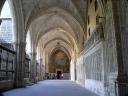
top-left (22, 0), bottom-right (88, 61)
top-left (0, 0), bottom-right (88, 70)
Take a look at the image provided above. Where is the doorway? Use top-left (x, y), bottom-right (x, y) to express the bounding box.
top-left (56, 69), bottom-right (63, 79)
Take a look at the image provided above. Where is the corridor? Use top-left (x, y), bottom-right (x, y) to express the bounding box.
top-left (2, 80), bottom-right (98, 96)
top-left (0, 0), bottom-right (128, 96)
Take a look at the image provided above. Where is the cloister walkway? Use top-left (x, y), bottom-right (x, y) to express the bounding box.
top-left (2, 80), bottom-right (98, 96)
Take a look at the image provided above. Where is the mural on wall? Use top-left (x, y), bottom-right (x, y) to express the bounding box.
top-left (55, 51), bottom-right (68, 65)
top-left (49, 49), bottom-right (70, 73)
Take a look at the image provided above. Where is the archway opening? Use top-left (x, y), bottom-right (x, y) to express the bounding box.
top-left (0, 0), bottom-right (15, 88)
top-left (48, 49), bottom-right (70, 79)
top-left (26, 30), bottom-right (31, 55)
top-left (0, 1), bottom-right (14, 43)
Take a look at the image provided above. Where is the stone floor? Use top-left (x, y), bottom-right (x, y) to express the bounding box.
top-left (2, 80), bottom-right (98, 96)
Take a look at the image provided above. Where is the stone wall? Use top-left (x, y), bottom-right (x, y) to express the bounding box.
top-left (76, 1), bottom-right (118, 96)
top-left (76, 55), bottom-right (85, 85)
top-left (0, 43), bottom-right (15, 91)
top-left (84, 41), bottom-right (104, 96)
top-left (0, 80), bottom-right (14, 91)
top-left (76, 44), bottom-right (105, 95)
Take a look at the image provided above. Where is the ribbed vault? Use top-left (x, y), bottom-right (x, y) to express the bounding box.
top-left (28, 8), bottom-right (85, 52)
top-left (25, 0), bottom-right (85, 30)
top-left (26, 1), bottom-right (86, 76)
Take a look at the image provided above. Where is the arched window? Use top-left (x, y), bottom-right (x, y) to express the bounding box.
top-left (26, 31), bottom-right (31, 55)
top-left (0, 1), bottom-right (14, 43)
top-left (95, 0), bottom-right (98, 11)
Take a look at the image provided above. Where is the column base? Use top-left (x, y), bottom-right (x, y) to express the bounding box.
top-left (116, 74), bottom-right (128, 96)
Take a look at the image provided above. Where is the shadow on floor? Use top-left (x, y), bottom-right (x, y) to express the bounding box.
top-left (2, 80), bottom-right (99, 96)
top-left (0, 93), bottom-right (4, 96)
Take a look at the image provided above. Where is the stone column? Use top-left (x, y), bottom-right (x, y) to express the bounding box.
top-left (70, 59), bottom-right (76, 81)
top-left (112, 0), bottom-right (127, 81)
top-left (39, 58), bottom-right (43, 80)
top-left (14, 42), bottom-right (26, 88)
top-left (30, 52), bottom-right (37, 83)
top-left (112, 0), bottom-right (128, 96)
top-left (74, 60), bottom-right (77, 81)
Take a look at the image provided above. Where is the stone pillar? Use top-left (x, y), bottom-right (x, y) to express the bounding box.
top-left (30, 52), bottom-right (37, 83)
top-left (14, 42), bottom-right (26, 88)
top-left (39, 58), bottom-right (43, 80)
top-left (111, 0), bottom-right (128, 96)
top-left (74, 60), bottom-right (77, 81)
top-left (112, 0), bottom-right (127, 79)
top-left (70, 59), bottom-right (76, 81)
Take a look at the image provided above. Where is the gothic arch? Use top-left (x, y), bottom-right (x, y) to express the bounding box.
top-left (27, 8), bottom-right (85, 55)
top-left (25, 0), bottom-right (85, 30)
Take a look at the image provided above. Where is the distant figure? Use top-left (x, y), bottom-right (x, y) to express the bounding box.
top-left (49, 74), bottom-right (52, 79)
top-left (47, 74), bottom-right (50, 79)
top-left (52, 74), bottom-right (56, 79)
top-left (61, 73), bottom-right (63, 79)
top-left (56, 73), bottom-right (61, 79)
top-left (56, 71), bottom-right (62, 79)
